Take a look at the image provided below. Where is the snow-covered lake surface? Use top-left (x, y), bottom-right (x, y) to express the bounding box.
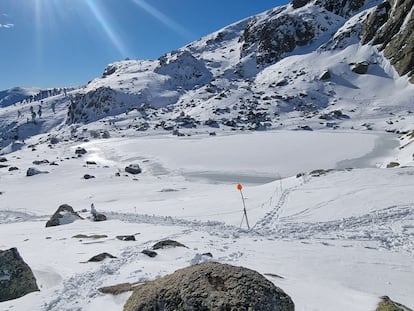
top-left (0, 130), bottom-right (413, 311)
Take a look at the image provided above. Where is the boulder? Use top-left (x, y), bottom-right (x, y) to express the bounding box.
top-left (116, 235), bottom-right (136, 241)
top-left (45, 204), bottom-right (83, 227)
top-left (8, 167), bottom-right (19, 171)
top-left (75, 147), bottom-right (87, 155)
top-left (83, 174), bottom-right (95, 180)
top-left (0, 157), bottom-right (7, 162)
top-left (141, 250), bottom-right (158, 258)
top-left (26, 167), bottom-right (49, 177)
top-left (125, 164), bottom-right (142, 175)
top-left (124, 262), bottom-right (294, 311)
top-left (93, 213), bottom-right (107, 222)
top-left (376, 295), bottom-right (413, 311)
top-left (351, 61), bottom-right (369, 74)
top-left (319, 69), bottom-right (331, 80)
top-left (87, 252), bottom-right (117, 262)
top-left (0, 248), bottom-right (39, 302)
top-left (152, 239), bottom-right (187, 250)
top-left (32, 159), bottom-right (49, 165)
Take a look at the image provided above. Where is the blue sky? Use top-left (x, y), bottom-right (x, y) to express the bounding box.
top-left (0, 0), bottom-right (288, 90)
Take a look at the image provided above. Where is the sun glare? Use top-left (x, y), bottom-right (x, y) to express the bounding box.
top-left (84, 0), bottom-right (130, 58)
top-left (131, 0), bottom-right (194, 40)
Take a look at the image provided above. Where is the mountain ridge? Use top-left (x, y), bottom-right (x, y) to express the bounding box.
top-left (1, 0), bottom-right (413, 151)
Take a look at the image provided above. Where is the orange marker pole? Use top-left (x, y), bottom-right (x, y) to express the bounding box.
top-left (237, 184), bottom-right (250, 230)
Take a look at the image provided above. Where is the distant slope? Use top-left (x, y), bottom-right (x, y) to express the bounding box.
top-left (0, 87), bottom-right (41, 107)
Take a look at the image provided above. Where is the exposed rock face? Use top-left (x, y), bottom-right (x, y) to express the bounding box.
top-left (0, 248), bottom-right (39, 302)
top-left (124, 262), bottom-right (294, 311)
top-left (67, 87), bottom-right (131, 124)
top-left (241, 13), bottom-right (316, 65)
top-left (45, 204), bottom-right (83, 227)
top-left (292, 0), bottom-right (366, 16)
top-left (361, 0), bottom-right (414, 81)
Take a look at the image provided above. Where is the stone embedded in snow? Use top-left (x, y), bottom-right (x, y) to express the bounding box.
top-left (93, 213), bottom-right (107, 222)
top-left (141, 250), bottom-right (158, 258)
top-left (351, 61), bottom-right (369, 74)
top-left (124, 262), bottom-right (294, 311)
top-left (0, 247), bottom-right (39, 302)
top-left (32, 159), bottom-right (49, 165)
top-left (319, 70), bottom-right (331, 80)
top-left (45, 204), bottom-right (83, 227)
top-left (87, 252), bottom-right (117, 262)
top-left (0, 157), bottom-right (8, 162)
top-left (83, 174), bottom-right (95, 180)
top-left (152, 239), bottom-right (187, 250)
top-left (125, 164), bottom-right (142, 175)
top-left (75, 147), bottom-right (87, 155)
top-left (116, 235), bottom-right (136, 241)
top-left (26, 167), bottom-right (49, 177)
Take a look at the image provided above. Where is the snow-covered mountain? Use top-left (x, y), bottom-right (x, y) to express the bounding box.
top-left (1, 0), bottom-right (414, 150)
top-left (0, 87), bottom-right (41, 108)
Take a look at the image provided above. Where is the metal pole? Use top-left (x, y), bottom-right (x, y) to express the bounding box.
top-left (239, 189), bottom-right (250, 230)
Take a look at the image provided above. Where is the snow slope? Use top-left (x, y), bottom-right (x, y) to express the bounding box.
top-left (1, 129), bottom-right (414, 310)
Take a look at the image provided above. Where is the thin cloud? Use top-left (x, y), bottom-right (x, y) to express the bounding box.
top-left (0, 12), bottom-right (13, 29)
top-left (0, 23), bottom-right (14, 28)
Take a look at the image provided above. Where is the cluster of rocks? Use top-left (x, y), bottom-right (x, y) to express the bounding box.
top-left (45, 204), bottom-right (107, 227)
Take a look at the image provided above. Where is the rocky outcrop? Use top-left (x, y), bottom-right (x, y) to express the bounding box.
top-left (45, 204), bottom-right (83, 227)
top-left (155, 50), bottom-right (213, 89)
top-left (67, 87), bottom-right (136, 124)
top-left (241, 13), bottom-right (316, 65)
top-left (361, 0), bottom-right (414, 81)
top-left (0, 248), bottom-right (39, 302)
top-left (292, 0), bottom-right (367, 17)
top-left (124, 262), bottom-right (294, 311)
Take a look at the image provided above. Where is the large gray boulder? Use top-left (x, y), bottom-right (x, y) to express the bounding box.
top-left (45, 204), bottom-right (83, 227)
top-left (124, 262), bottom-right (294, 311)
top-left (0, 248), bottom-right (39, 302)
